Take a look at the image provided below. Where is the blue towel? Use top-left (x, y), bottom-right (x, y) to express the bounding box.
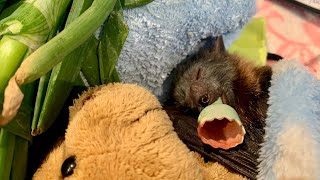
top-left (258, 60), bottom-right (320, 180)
top-left (117, 0), bottom-right (256, 103)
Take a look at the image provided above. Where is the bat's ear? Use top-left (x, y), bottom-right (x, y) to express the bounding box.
top-left (213, 35), bottom-right (225, 53)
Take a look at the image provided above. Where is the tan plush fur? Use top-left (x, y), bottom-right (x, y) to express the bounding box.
top-left (192, 152), bottom-right (246, 180)
top-left (33, 83), bottom-right (245, 180)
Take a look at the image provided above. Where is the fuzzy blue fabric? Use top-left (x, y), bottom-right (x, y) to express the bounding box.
top-left (117, 0), bottom-right (256, 103)
top-left (258, 60), bottom-right (320, 180)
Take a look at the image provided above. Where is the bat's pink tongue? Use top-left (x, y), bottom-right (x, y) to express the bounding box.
top-left (197, 118), bottom-right (245, 150)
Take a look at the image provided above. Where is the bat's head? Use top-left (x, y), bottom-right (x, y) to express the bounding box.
top-left (173, 36), bottom-right (237, 111)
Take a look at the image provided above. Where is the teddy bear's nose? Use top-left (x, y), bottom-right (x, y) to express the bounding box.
top-left (61, 156), bottom-right (77, 177)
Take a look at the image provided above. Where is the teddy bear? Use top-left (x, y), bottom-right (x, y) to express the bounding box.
top-left (33, 83), bottom-right (245, 180)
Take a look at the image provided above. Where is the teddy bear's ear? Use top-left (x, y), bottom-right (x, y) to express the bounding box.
top-left (69, 86), bottom-right (102, 121)
top-left (33, 143), bottom-right (65, 180)
top-left (213, 35), bottom-right (225, 53)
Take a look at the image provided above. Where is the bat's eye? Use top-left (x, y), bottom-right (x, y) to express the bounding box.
top-left (199, 94), bottom-right (210, 107)
top-left (61, 156), bottom-right (76, 177)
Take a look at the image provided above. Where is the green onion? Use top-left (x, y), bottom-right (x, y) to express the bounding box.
top-left (0, 129), bottom-right (15, 180)
top-left (0, 36), bottom-right (27, 93)
top-left (10, 135), bottom-right (28, 180)
top-left (0, 0), bottom-right (152, 178)
top-left (31, 72), bottom-right (50, 136)
top-left (0, 0), bottom-right (7, 12)
top-left (31, 0), bottom-right (95, 135)
top-left (1, 0), bottom-right (118, 124)
top-left (0, 82), bottom-right (35, 180)
top-left (14, 0), bottom-right (117, 85)
top-left (33, 0), bottom-right (129, 133)
top-left (123, 0), bottom-right (154, 8)
top-left (0, 1), bottom-right (72, 179)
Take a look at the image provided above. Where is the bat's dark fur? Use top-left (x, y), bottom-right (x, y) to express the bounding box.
top-left (172, 36), bottom-right (271, 130)
top-left (165, 36), bottom-right (273, 179)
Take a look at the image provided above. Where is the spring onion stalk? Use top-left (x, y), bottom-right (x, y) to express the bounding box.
top-left (0, 36), bottom-right (27, 93)
top-left (0, 1), bottom-right (72, 179)
top-left (0, 0), bottom-right (21, 13)
top-left (0, 36), bottom-right (28, 126)
top-left (123, 0), bottom-right (154, 8)
top-left (0, 0), bottom-right (72, 124)
top-left (10, 135), bottom-right (28, 180)
top-left (31, 0), bottom-right (89, 135)
top-left (30, 0), bottom-right (129, 134)
top-left (0, 82), bottom-right (35, 180)
top-left (0, 0), bottom-right (7, 12)
top-left (0, 0), bottom-right (152, 178)
top-left (1, 83), bottom-right (34, 143)
top-left (14, 0), bottom-right (117, 85)
top-left (0, 0), bottom-right (5, 8)
top-left (8, 82), bottom-right (35, 179)
top-left (0, 0), bottom-right (69, 51)
top-left (34, 41), bottom-right (92, 134)
top-left (33, 0), bottom-right (129, 134)
top-left (31, 72), bottom-right (50, 135)
top-left (0, 2), bottom-right (23, 21)
top-left (31, 30), bottom-right (66, 135)
top-left (1, 0), bottom-right (117, 124)
top-left (0, 0), bottom-right (7, 11)
top-left (0, 84), bottom-right (34, 179)
top-left (80, 0), bottom-right (128, 86)
top-left (0, 129), bottom-right (15, 180)
top-left (31, 0), bottom-right (95, 135)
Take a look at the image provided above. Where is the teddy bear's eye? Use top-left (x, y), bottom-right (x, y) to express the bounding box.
top-left (61, 156), bottom-right (76, 177)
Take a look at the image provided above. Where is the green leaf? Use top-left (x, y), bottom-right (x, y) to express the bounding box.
top-left (29, 0), bottom-right (71, 33)
top-left (0, 36), bottom-right (28, 92)
top-left (14, 0), bottom-right (117, 85)
top-left (78, 36), bottom-right (100, 86)
top-left (0, 1), bottom-right (23, 21)
top-left (0, 0), bottom-right (71, 50)
top-left (31, 73), bottom-right (50, 135)
top-left (10, 136), bottom-right (28, 180)
top-left (0, 66), bottom-right (35, 180)
top-left (123, 0), bottom-right (154, 8)
top-left (1, 106), bottom-right (33, 142)
top-left (32, 0), bottom-right (96, 134)
top-left (0, 0), bottom-right (7, 13)
top-left (99, 0), bottom-right (128, 83)
top-left (0, 82), bottom-right (35, 142)
top-left (65, 0), bottom-right (94, 25)
top-left (0, 129), bottom-right (15, 180)
top-left (34, 40), bottom-right (90, 134)
top-left (1, 0), bottom-right (22, 10)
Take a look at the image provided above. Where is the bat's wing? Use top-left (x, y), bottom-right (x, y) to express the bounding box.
top-left (164, 105), bottom-right (263, 180)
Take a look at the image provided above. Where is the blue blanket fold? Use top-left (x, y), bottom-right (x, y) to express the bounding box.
top-left (258, 60), bottom-right (320, 180)
top-left (117, 0), bottom-right (256, 102)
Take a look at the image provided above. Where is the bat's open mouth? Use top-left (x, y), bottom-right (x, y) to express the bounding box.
top-left (197, 118), bottom-right (245, 150)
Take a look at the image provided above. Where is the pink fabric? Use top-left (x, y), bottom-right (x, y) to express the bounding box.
top-left (255, 0), bottom-right (320, 77)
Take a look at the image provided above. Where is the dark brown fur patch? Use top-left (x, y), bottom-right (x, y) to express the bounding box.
top-left (167, 37), bottom-right (273, 179)
top-left (171, 45), bottom-right (271, 132)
